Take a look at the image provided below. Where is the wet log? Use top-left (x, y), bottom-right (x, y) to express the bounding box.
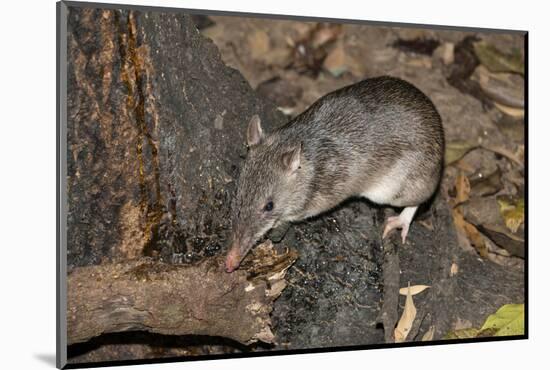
top-left (67, 242), bottom-right (297, 346)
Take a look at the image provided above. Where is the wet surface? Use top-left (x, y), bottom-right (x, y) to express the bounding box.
top-left (272, 200), bottom-right (385, 348)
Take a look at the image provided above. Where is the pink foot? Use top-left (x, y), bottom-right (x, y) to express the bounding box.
top-left (382, 216), bottom-right (410, 244)
top-left (382, 206), bottom-right (418, 244)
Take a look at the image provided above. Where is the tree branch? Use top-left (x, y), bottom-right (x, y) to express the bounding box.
top-left (67, 242), bottom-right (297, 346)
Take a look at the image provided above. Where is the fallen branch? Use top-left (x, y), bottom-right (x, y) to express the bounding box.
top-left (67, 242), bottom-right (297, 346)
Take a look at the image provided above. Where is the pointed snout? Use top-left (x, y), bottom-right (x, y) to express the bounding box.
top-left (225, 246), bottom-right (242, 273)
top-left (225, 235), bottom-right (252, 273)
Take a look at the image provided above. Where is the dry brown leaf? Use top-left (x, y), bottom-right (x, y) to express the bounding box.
top-left (323, 44), bottom-right (348, 77)
top-left (247, 30), bottom-right (271, 61)
top-left (310, 24), bottom-right (342, 49)
top-left (494, 102), bottom-right (525, 118)
top-left (454, 159), bottom-right (476, 173)
top-left (421, 325), bottom-right (435, 341)
top-left (418, 219), bottom-right (434, 231)
top-left (497, 195), bottom-right (525, 233)
top-left (453, 208), bottom-right (488, 257)
top-left (394, 283), bottom-right (417, 343)
top-left (454, 172), bottom-right (471, 207)
top-left (399, 285), bottom-right (431, 296)
top-left (463, 220), bottom-right (488, 257)
top-left (450, 263), bottom-right (459, 277)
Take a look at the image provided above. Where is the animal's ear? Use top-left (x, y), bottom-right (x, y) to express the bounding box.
top-left (246, 115), bottom-right (264, 147)
top-left (281, 142), bottom-right (302, 174)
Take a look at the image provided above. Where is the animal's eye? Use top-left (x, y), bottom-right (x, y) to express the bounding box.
top-left (264, 201), bottom-right (274, 212)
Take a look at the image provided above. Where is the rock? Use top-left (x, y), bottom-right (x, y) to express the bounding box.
top-left (463, 197), bottom-right (502, 226)
top-left (469, 168), bottom-right (503, 197)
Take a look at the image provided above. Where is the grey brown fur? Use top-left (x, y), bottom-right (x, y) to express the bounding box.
top-left (226, 76), bottom-right (444, 272)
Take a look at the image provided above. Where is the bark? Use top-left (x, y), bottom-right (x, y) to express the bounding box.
top-left (66, 6), bottom-right (285, 268)
top-left (67, 242), bottom-right (297, 346)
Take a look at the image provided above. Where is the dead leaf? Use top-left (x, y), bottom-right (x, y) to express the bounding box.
top-left (496, 195), bottom-right (525, 233)
top-left (248, 30), bottom-right (271, 61)
top-left (405, 56), bottom-right (433, 69)
top-left (473, 65), bottom-right (524, 108)
top-left (433, 42), bottom-right (454, 65)
top-left (421, 325), bottom-right (435, 341)
top-left (450, 263), bottom-right (459, 277)
top-left (464, 222), bottom-right (488, 257)
top-left (311, 23), bottom-right (342, 49)
top-left (454, 318), bottom-right (474, 331)
top-left (494, 102), bottom-right (525, 119)
top-left (323, 44), bottom-right (348, 77)
top-left (399, 285), bottom-right (430, 295)
top-left (394, 283), bottom-right (417, 343)
top-left (289, 23), bottom-right (341, 77)
top-left (454, 159), bottom-right (476, 173)
top-left (418, 219), bottom-right (434, 231)
top-left (445, 328), bottom-right (479, 339)
top-left (473, 41), bottom-right (524, 75)
top-left (453, 208), bottom-right (488, 257)
top-left (445, 140), bottom-right (478, 166)
top-left (262, 48), bottom-right (292, 68)
top-left (454, 172), bottom-right (471, 206)
top-left (478, 223), bottom-right (524, 259)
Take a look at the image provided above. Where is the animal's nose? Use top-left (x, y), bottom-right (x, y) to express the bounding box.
top-left (225, 263), bottom-right (235, 273)
top-left (225, 248), bottom-right (241, 273)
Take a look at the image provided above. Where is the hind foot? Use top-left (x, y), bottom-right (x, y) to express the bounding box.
top-left (382, 206), bottom-right (418, 244)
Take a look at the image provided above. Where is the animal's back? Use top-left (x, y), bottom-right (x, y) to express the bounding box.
top-left (276, 76), bottom-right (444, 212)
top-left (286, 76), bottom-right (442, 151)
